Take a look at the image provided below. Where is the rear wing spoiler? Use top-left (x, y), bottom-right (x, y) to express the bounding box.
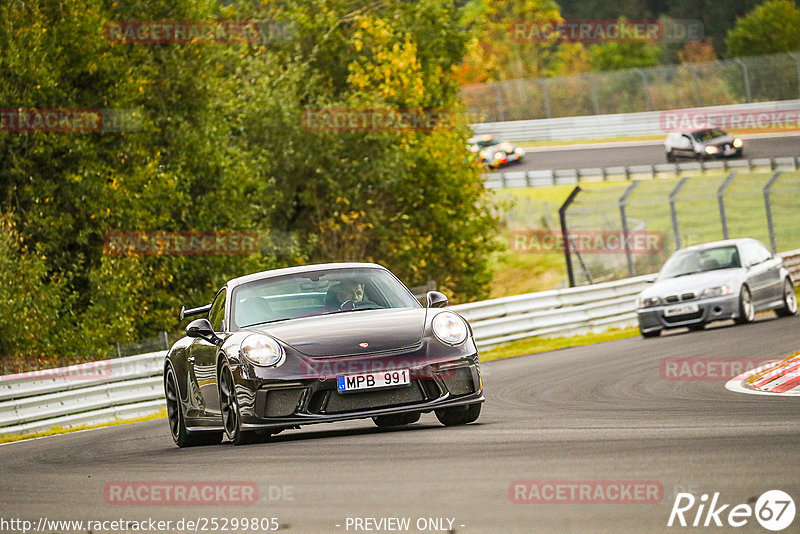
top-left (179, 304), bottom-right (211, 321)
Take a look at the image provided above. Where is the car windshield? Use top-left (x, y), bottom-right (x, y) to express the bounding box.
top-left (230, 267), bottom-right (420, 328)
top-left (691, 129), bottom-right (726, 142)
top-left (658, 245), bottom-right (741, 279)
top-left (476, 139), bottom-right (500, 148)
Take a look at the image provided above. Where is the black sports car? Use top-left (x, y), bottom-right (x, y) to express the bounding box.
top-left (164, 262), bottom-right (484, 446)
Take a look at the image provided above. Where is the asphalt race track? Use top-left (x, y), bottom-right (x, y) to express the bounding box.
top-left (2, 313), bottom-right (798, 533)
top-left (500, 134), bottom-right (800, 172)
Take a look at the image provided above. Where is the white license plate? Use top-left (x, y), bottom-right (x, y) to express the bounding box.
top-left (724, 147), bottom-right (736, 155)
top-left (337, 369), bottom-right (410, 393)
top-left (664, 303), bottom-right (700, 317)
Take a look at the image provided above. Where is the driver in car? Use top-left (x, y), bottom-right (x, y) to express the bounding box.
top-left (332, 280), bottom-right (364, 307)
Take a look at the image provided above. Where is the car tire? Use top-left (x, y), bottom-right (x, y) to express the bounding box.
top-left (775, 278), bottom-right (798, 317)
top-left (372, 412), bottom-right (421, 428)
top-left (640, 329), bottom-right (661, 338)
top-left (165, 366), bottom-right (223, 447)
top-left (435, 403), bottom-right (481, 427)
top-left (218, 361), bottom-right (256, 445)
top-left (666, 151), bottom-right (676, 163)
top-left (734, 285), bottom-right (755, 324)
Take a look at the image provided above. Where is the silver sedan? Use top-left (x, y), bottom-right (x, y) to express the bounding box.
top-left (637, 238), bottom-right (797, 337)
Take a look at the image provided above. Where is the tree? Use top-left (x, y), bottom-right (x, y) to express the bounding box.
top-left (726, 0), bottom-right (800, 57)
top-left (0, 0), bottom-right (500, 361)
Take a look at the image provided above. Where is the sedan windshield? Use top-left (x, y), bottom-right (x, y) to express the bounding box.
top-left (691, 129), bottom-right (726, 142)
top-left (659, 245), bottom-right (741, 279)
top-left (231, 267), bottom-right (420, 328)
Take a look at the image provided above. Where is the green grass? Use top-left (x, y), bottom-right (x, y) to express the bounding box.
top-left (0, 408), bottom-right (167, 445)
top-left (489, 172), bottom-right (800, 297)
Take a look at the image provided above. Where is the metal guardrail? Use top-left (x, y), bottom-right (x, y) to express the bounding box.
top-left (0, 352), bottom-right (166, 437)
top-left (2, 251), bottom-right (798, 437)
top-left (451, 275), bottom-right (652, 348)
top-left (471, 99), bottom-right (800, 142)
top-left (485, 156), bottom-right (800, 189)
top-left (782, 249), bottom-right (800, 283)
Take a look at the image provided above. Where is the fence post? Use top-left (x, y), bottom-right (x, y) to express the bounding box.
top-left (788, 52), bottom-right (800, 99)
top-left (559, 186), bottom-right (582, 287)
top-left (619, 181), bottom-right (641, 277)
top-left (669, 176), bottom-right (690, 249)
top-left (634, 68), bottom-right (652, 111)
top-left (733, 58), bottom-right (752, 103)
top-left (539, 79), bottom-right (552, 118)
top-left (491, 83), bottom-right (505, 122)
top-left (763, 171), bottom-right (782, 254)
top-left (588, 73), bottom-right (601, 115)
top-left (717, 172), bottom-right (737, 239)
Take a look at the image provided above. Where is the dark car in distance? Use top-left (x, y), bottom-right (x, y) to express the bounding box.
top-left (164, 263), bottom-right (484, 446)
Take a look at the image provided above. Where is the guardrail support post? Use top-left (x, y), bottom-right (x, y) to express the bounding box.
top-left (619, 181), bottom-right (641, 277)
top-left (559, 186), bottom-right (582, 287)
top-left (717, 172), bottom-right (736, 240)
top-left (669, 176), bottom-right (690, 250)
top-left (763, 171), bottom-right (782, 254)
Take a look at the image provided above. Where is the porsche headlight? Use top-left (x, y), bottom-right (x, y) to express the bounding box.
top-left (701, 285), bottom-right (732, 298)
top-left (732, 138), bottom-right (743, 148)
top-left (240, 334), bottom-right (285, 367)
top-left (705, 145), bottom-right (719, 154)
top-left (514, 147), bottom-right (525, 155)
top-left (432, 311), bottom-right (468, 345)
top-left (478, 150), bottom-right (487, 159)
top-left (638, 297), bottom-right (662, 308)
top-left (494, 152), bottom-right (506, 160)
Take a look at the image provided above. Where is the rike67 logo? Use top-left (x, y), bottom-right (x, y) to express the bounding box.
top-left (668, 490), bottom-right (795, 531)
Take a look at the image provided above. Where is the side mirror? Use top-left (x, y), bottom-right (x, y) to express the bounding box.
top-left (186, 318), bottom-right (218, 343)
top-left (426, 291), bottom-right (449, 308)
top-left (645, 274), bottom-right (658, 284)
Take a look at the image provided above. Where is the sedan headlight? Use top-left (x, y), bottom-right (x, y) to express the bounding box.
top-left (705, 145), bottom-right (720, 154)
top-left (638, 297), bottom-right (662, 308)
top-left (240, 334), bottom-right (285, 367)
top-left (432, 311), bottom-right (468, 345)
top-left (514, 147), bottom-right (525, 155)
top-left (732, 138), bottom-right (743, 148)
top-left (701, 285), bottom-right (732, 298)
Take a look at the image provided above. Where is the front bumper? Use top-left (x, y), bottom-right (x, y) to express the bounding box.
top-left (233, 355), bottom-right (483, 430)
top-left (637, 294), bottom-right (740, 332)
